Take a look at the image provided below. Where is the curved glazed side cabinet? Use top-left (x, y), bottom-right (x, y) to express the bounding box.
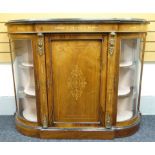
top-left (6, 18), bottom-right (149, 139)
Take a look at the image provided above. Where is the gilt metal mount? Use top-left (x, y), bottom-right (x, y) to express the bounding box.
top-left (42, 115), bottom-right (48, 129)
top-left (37, 33), bottom-right (44, 56)
top-left (105, 112), bottom-right (112, 129)
top-left (109, 32), bottom-right (116, 56)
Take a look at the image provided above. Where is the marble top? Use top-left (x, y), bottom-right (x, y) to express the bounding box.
top-left (6, 18), bottom-right (149, 24)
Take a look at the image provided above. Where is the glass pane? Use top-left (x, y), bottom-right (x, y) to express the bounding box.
top-left (11, 39), bottom-right (37, 122)
top-left (117, 38), bottom-right (143, 122)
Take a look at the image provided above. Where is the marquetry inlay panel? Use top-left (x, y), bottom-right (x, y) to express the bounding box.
top-left (50, 37), bottom-right (102, 122)
top-left (67, 65), bottom-right (87, 101)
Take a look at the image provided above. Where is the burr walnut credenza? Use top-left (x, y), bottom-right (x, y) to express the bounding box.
top-left (6, 18), bottom-right (149, 139)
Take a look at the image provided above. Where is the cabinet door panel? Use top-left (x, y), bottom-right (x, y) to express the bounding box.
top-left (52, 40), bottom-right (100, 122)
top-left (47, 35), bottom-right (107, 125)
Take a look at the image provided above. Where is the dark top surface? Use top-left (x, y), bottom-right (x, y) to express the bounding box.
top-left (6, 18), bottom-right (149, 24)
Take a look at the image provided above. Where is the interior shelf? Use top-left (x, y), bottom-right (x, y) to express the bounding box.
top-left (23, 111), bottom-right (37, 122)
top-left (24, 87), bottom-right (35, 96)
top-left (119, 61), bottom-right (133, 68)
top-left (118, 87), bottom-right (131, 97)
top-left (20, 62), bottom-right (34, 68)
top-left (117, 110), bottom-right (133, 122)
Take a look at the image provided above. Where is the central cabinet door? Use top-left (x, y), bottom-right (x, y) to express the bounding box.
top-left (46, 34), bottom-right (107, 127)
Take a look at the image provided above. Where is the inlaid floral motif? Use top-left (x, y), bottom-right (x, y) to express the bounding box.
top-left (67, 65), bottom-right (87, 101)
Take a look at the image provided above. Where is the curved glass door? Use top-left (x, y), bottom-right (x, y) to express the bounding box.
top-left (117, 38), bottom-right (143, 122)
top-left (11, 39), bottom-right (37, 122)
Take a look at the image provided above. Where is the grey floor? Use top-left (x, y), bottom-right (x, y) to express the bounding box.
top-left (0, 115), bottom-right (155, 142)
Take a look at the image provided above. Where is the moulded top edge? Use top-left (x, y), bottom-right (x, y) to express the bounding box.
top-left (6, 18), bottom-right (149, 25)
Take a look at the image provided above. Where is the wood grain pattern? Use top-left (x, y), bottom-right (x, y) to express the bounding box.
top-left (7, 23), bottom-right (148, 33)
top-left (7, 21), bottom-right (148, 139)
top-left (35, 34), bottom-right (48, 127)
top-left (47, 34), bottom-right (107, 125)
top-left (36, 23), bottom-right (118, 33)
top-left (118, 24), bottom-right (147, 32)
top-left (105, 32), bottom-right (118, 127)
top-left (7, 24), bottom-right (35, 33)
top-left (15, 113), bottom-right (140, 139)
